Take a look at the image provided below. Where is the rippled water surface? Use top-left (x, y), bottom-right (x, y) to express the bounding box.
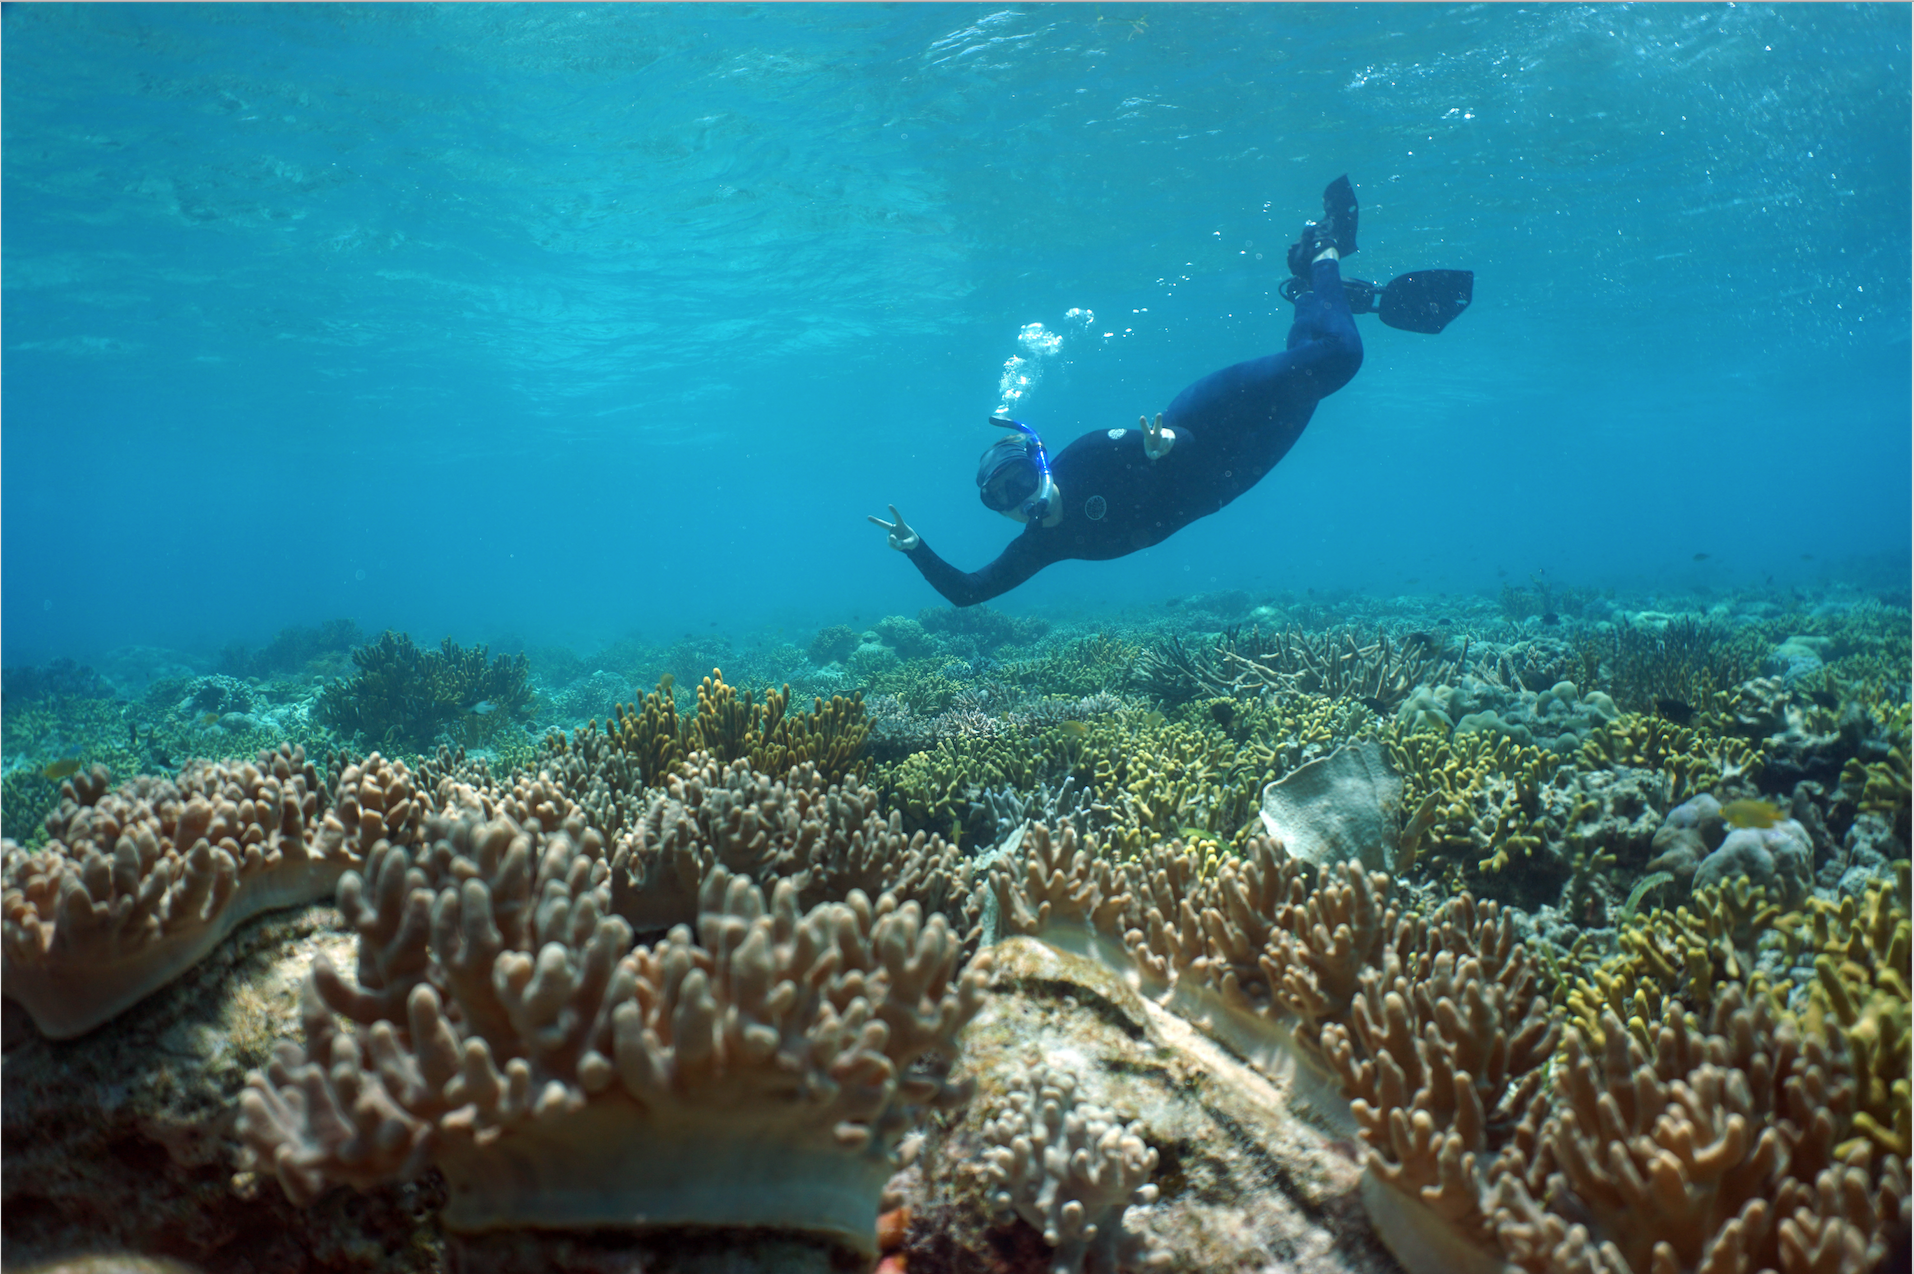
top-left (3, 3), bottom-right (1907, 658)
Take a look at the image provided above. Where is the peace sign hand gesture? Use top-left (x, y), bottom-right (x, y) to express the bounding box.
top-left (1142, 412), bottom-right (1176, 460)
top-left (867, 504), bottom-right (920, 552)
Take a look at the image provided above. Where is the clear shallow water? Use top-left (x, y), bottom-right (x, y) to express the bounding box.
top-left (3, 3), bottom-right (1908, 663)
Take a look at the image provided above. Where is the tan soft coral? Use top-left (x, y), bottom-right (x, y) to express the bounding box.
top-left (2, 745), bottom-right (362, 1039)
top-left (607, 753), bottom-right (971, 935)
top-left (1489, 991), bottom-right (1908, 1274)
top-left (238, 798), bottom-right (989, 1259)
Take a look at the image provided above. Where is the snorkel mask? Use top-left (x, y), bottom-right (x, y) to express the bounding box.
top-left (979, 417), bottom-right (1057, 522)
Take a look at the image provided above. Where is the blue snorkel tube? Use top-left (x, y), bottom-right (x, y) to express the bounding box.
top-left (989, 416), bottom-right (1057, 522)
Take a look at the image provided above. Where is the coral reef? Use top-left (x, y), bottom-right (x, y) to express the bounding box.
top-left (1137, 626), bottom-right (1464, 714)
top-left (239, 784), bottom-right (988, 1262)
top-left (981, 1064), bottom-right (1162, 1274)
top-left (807, 623), bottom-right (860, 666)
top-left (606, 670), bottom-right (870, 787)
top-left (4, 585), bottom-right (1907, 1274)
top-left (1, 746), bottom-right (358, 1039)
top-left (315, 632), bottom-right (534, 754)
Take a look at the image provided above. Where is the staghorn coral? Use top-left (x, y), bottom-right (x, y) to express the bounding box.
top-left (1000, 634), bottom-right (1143, 699)
top-left (1136, 625), bottom-right (1464, 715)
top-left (1384, 724), bottom-right (1556, 882)
top-left (1574, 615), bottom-right (1764, 717)
top-left (238, 800), bottom-right (989, 1260)
top-left (1, 746), bottom-right (355, 1040)
top-left (981, 1063), bottom-right (1163, 1274)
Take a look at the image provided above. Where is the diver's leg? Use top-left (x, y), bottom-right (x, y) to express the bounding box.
top-left (1279, 253), bottom-right (1362, 393)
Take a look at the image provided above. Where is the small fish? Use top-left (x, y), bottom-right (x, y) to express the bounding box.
top-left (1721, 798), bottom-right (1784, 830)
top-left (1403, 631), bottom-right (1437, 652)
top-left (1693, 552), bottom-right (1711, 562)
top-left (1800, 553), bottom-right (1815, 561)
top-left (1057, 720), bottom-right (1089, 738)
top-left (1358, 696), bottom-right (1390, 716)
top-left (43, 757), bottom-right (81, 780)
top-left (1654, 697), bottom-right (1696, 726)
top-left (467, 700), bottom-right (497, 716)
top-left (1142, 711), bottom-right (1167, 728)
top-left (202, 712), bottom-right (221, 725)
top-left (1209, 701), bottom-right (1236, 729)
top-left (1807, 688), bottom-right (1840, 711)
top-left (1540, 612), bottom-right (1560, 626)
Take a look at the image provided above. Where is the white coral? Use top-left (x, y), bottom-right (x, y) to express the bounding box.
top-left (981, 1064), bottom-right (1162, 1274)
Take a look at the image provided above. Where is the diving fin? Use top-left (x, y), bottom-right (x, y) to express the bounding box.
top-left (1376, 270), bottom-right (1472, 334)
top-left (1321, 175), bottom-right (1358, 257)
top-left (1280, 269), bottom-right (1474, 335)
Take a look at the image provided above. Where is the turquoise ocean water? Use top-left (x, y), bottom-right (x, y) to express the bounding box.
top-left (3, 2), bottom-right (1909, 662)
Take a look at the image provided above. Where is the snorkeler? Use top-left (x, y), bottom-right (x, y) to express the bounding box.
top-left (870, 176), bottom-right (1471, 607)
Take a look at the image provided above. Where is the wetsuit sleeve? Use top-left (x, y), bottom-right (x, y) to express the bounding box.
top-left (905, 533), bottom-right (1049, 607)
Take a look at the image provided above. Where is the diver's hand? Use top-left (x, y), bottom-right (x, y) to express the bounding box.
top-left (868, 504), bottom-right (920, 552)
top-left (1142, 412), bottom-right (1176, 460)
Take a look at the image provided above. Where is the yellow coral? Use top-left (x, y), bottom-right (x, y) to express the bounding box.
top-left (1788, 862), bottom-right (1912, 1159)
top-left (1577, 712), bottom-right (1762, 802)
top-left (609, 670), bottom-right (869, 788)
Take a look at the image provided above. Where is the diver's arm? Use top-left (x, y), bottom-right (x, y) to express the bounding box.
top-left (905, 533), bottom-right (1048, 608)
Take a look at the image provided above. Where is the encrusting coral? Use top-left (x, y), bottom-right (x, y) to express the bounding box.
top-left (1, 746), bottom-right (361, 1040)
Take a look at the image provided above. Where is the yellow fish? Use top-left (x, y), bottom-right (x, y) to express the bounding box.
top-left (43, 757), bottom-right (82, 780)
top-left (1142, 711), bottom-right (1167, 729)
top-left (1720, 798), bottom-right (1783, 830)
top-left (1057, 721), bottom-right (1089, 738)
top-left (202, 713), bottom-right (221, 725)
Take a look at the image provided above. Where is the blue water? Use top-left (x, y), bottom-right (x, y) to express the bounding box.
top-left (4, 3), bottom-right (1909, 665)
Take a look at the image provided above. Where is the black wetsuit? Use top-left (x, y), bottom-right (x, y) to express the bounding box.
top-left (907, 255), bottom-right (1363, 607)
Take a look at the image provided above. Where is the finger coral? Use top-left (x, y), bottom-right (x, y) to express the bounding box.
top-left (1489, 990), bottom-right (1908, 1274)
top-left (608, 670), bottom-right (871, 787)
top-left (238, 795), bottom-right (989, 1260)
top-left (981, 1063), bottom-right (1162, 1274)
top-left (2, 746), bottom-right (350, 1039)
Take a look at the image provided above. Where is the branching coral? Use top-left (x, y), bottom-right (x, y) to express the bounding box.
top-left (1563, 874), bottom-right (1790, 1056)
top-left (1579, 713), bottom-right (1763, 804)
top-left (315, 631), bottom-right (534, 753)
top-left (1, 746), bottom-right (352, 1039)
top-left (1384, 725), bottom-right (1555, 881)
top-left (1573, 615), bottom-right (1763, 717)
top-left (1489, 990), bottom-right (1907, 1274)
top-left (238, 797), bottom-right (989, 1258)
top-left (607, 670), bottom-right (870, 787)
top-left (1136, 626), bottom-right (1464, 714)
top-left (1786, 862), bottom-right (1911, 1160)
top-left (981, 1064), bottom-right (1162, 1274)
